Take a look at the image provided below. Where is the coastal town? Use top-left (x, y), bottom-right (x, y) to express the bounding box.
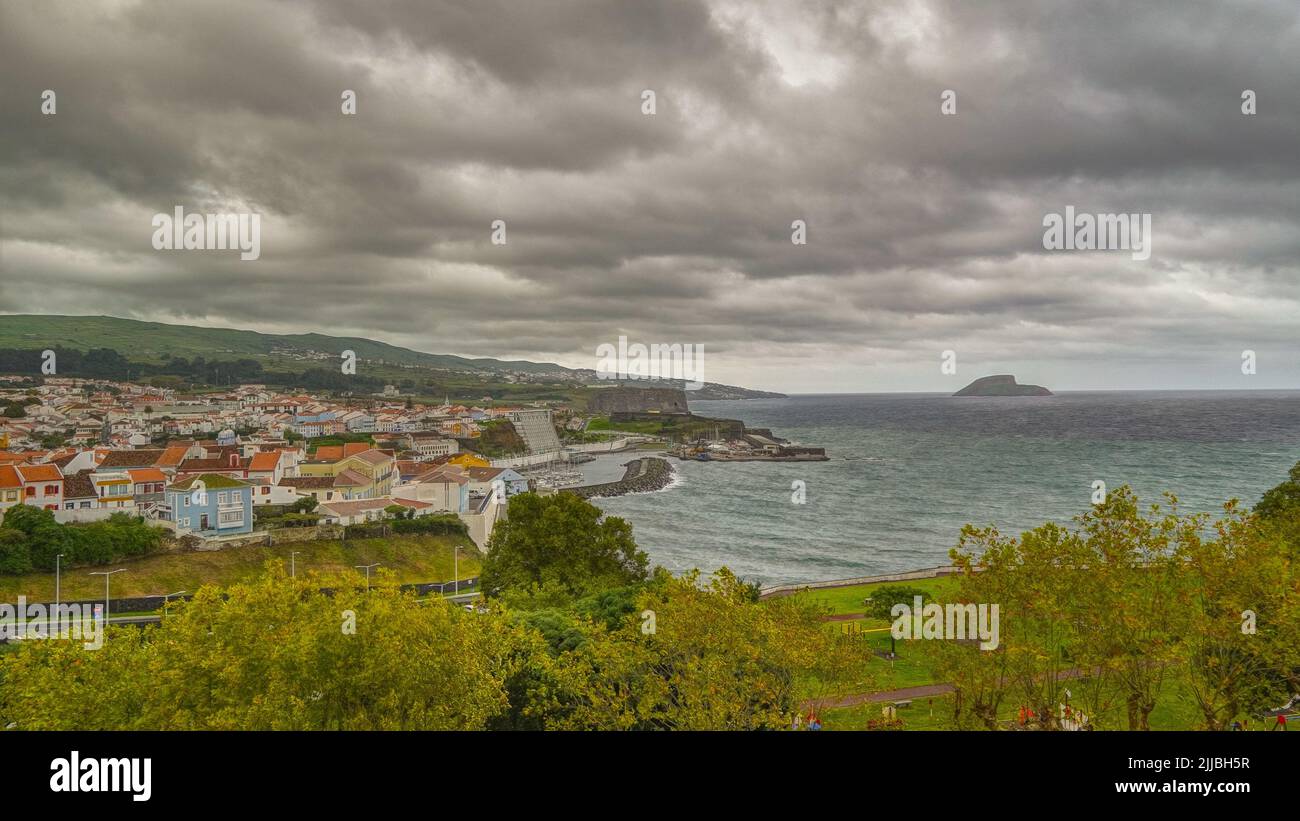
top-left (0, 373), bottom-right (822, 551)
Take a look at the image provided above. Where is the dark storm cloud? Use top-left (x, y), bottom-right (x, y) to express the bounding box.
top-left (1, 0), bottom-right (1298, 391)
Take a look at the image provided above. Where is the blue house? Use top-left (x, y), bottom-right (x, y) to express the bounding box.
top-left (161, 473), bottom-right (254, 538)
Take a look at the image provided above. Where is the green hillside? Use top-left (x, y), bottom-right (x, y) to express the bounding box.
top-left (0, 314), bottom-right (570, 375)
top-left (0, 314), bottom-right (786, 399)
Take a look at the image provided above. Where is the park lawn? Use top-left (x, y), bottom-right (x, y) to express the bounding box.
top-left (791, 582), bottom-right (966, 708)
top-left (586, 417), bottom-right (666, 435)
top-left (818, 629), bottom-right (944, 690)
top-left (797, 633), bottom-right (946, 716)
top-left (789, 575), bottom-right (960, 617)
top-left (819, 668), bottom-right (1292, 732)
top-left (0, 534), bottom-right (481, 601)
top-left (821, 697), bottom-right (954, 731)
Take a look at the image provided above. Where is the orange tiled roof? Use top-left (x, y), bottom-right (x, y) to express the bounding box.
top-left (393, 498), bottom-right (432, 509)
top-left (157, 446), bottom-right (189, 467)
top-left (98, 450), bottom-right (164, 469)
top-left (15, 464), bottom-right (62, 483)
top-left (0, 465), bottom-right (20, 489)
top-left (127, 468), bottom-right (167, 483)
top-left (248, 451), bottom-right (280, 471)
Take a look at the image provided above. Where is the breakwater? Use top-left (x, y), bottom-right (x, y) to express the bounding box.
top-left (569, 457), bottom-right (675, 500)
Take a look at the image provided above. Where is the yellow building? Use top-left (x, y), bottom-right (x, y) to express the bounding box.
top-left (447, 452), bottom-right (490, 469)
top-left (298, 448), bottom-right (396, 499)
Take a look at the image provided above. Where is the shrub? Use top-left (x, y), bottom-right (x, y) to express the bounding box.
top-left (0, 528), bottom-right (33, 574)
top-left (863, 584), bottom-right (931, 621)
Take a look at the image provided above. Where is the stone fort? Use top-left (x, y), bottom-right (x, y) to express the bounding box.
top-left (588, 386), bottom-right (690, 415)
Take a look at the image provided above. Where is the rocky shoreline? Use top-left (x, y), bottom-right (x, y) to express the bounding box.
top-left (568, 457), bottom-right (675, 500)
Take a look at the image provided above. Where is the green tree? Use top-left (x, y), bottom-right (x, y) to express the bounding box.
top-left (0, 528), bottom-right (33, 574)
top-left (546, 569), bottom-right (874, 730)
top-left (943, 487), bottom-right (1190, 730)
top-left (289, 496), bottom-right (318, 514)
top-left (0, 504), bottom-right (69, 570)
top-left (862, 584), bottom-right (931, 621)
top-left (482, 492), bottom-right (649, 601)
top-left (1178, 500), bottom-right (1299, 728)
top-left (0, 565), bottom-right (537, 730)
top-left (1255, 460), bottom-right (1300, 556)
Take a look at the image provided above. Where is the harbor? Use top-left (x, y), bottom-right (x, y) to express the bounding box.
top-left (667, 439), bottom-right (828, 462)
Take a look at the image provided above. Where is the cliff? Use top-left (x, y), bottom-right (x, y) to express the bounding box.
top-left (953, 375), bottom-right (1052, 397)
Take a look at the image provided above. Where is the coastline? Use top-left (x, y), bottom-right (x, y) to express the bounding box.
top-left (568, 457), bottom-right (676, 500)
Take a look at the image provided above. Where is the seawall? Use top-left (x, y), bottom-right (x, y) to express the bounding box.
top-left (568, 457), bottom-right (675, 500)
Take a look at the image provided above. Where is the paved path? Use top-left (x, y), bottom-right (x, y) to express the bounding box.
top-left (811, 667), bottom-right (1092, 710)
top-left (817, 683), bottom-right (955, 709)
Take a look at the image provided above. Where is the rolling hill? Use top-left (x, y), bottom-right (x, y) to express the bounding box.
top-left (0, 314), bottom-right (785, 398)
top-left (0, 314), bottom-right (570, 375)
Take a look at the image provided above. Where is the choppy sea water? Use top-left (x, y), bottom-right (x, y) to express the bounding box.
top-left (585, 392), bottom-right (1300, 586)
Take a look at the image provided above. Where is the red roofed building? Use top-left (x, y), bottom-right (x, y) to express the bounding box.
top-left (0, 465), bottom-right (22, 515)
top-left (14, 463), bottom-right (64, 511)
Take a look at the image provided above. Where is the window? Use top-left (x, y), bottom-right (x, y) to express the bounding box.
top-left (25, 487), bottom-right (35, 497)
top-left (46, 485), bottom-right (59, 495)
top-left (64, 502), bottom-right (74, 510)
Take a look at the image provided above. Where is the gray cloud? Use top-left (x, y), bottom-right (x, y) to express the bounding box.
top-left (2, 0), bottom-right (1298, 392)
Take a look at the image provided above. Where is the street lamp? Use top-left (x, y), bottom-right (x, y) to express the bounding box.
top-left (55, 552), bottom-right (64, 609)
top-left (163, 590), bottom-right (187, 619)
top-left (88, 569), bottom-right (126, 624)
top-left (454, 546), bottom-right (459, 595)
top-left (290, 550), bottom-right (302, 578)
top-left (355, 563), bottom-right (379, 592)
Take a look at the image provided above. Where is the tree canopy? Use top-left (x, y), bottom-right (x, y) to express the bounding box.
top-left (482, 492), bottom-right (650, 602)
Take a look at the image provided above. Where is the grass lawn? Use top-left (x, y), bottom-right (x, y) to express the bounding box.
top-left (586, 417), bottom-right (668, 435)
top-left (818, 668), bottom-right (1293, 732)
top-left (786, 576), bottom-right (962, 709)
top-left (785, 575), bottom-right (960, 616)
top-left (790, 577), bottom-right (1296, 732)
top-left (0, 534), bottom-right (481, 601)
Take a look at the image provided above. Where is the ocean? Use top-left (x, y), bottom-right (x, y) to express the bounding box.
top-left (584, 391), bottom-right (1300, 586)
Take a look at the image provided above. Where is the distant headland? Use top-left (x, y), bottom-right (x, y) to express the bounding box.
top-left (953, 375), bottom-right (1053, 397)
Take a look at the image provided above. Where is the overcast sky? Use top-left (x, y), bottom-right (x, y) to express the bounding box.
top-left (2, 0), bottom-right (1298, 393)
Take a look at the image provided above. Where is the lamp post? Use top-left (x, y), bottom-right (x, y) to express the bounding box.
top-left (88, 569), bottom-right (126, 624)
top-left (454, 546), bottom-right (459, 595)
top-left (163, 590), bottom-right (187, 619)
top-left (53, 552), bottom-right (66, 639)
top-left (55, 552), bottom-right (64, 609)
top-left (290, 550), bottom-right (301, 579)
top-left (355, 563), bottom-right (379, 592)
